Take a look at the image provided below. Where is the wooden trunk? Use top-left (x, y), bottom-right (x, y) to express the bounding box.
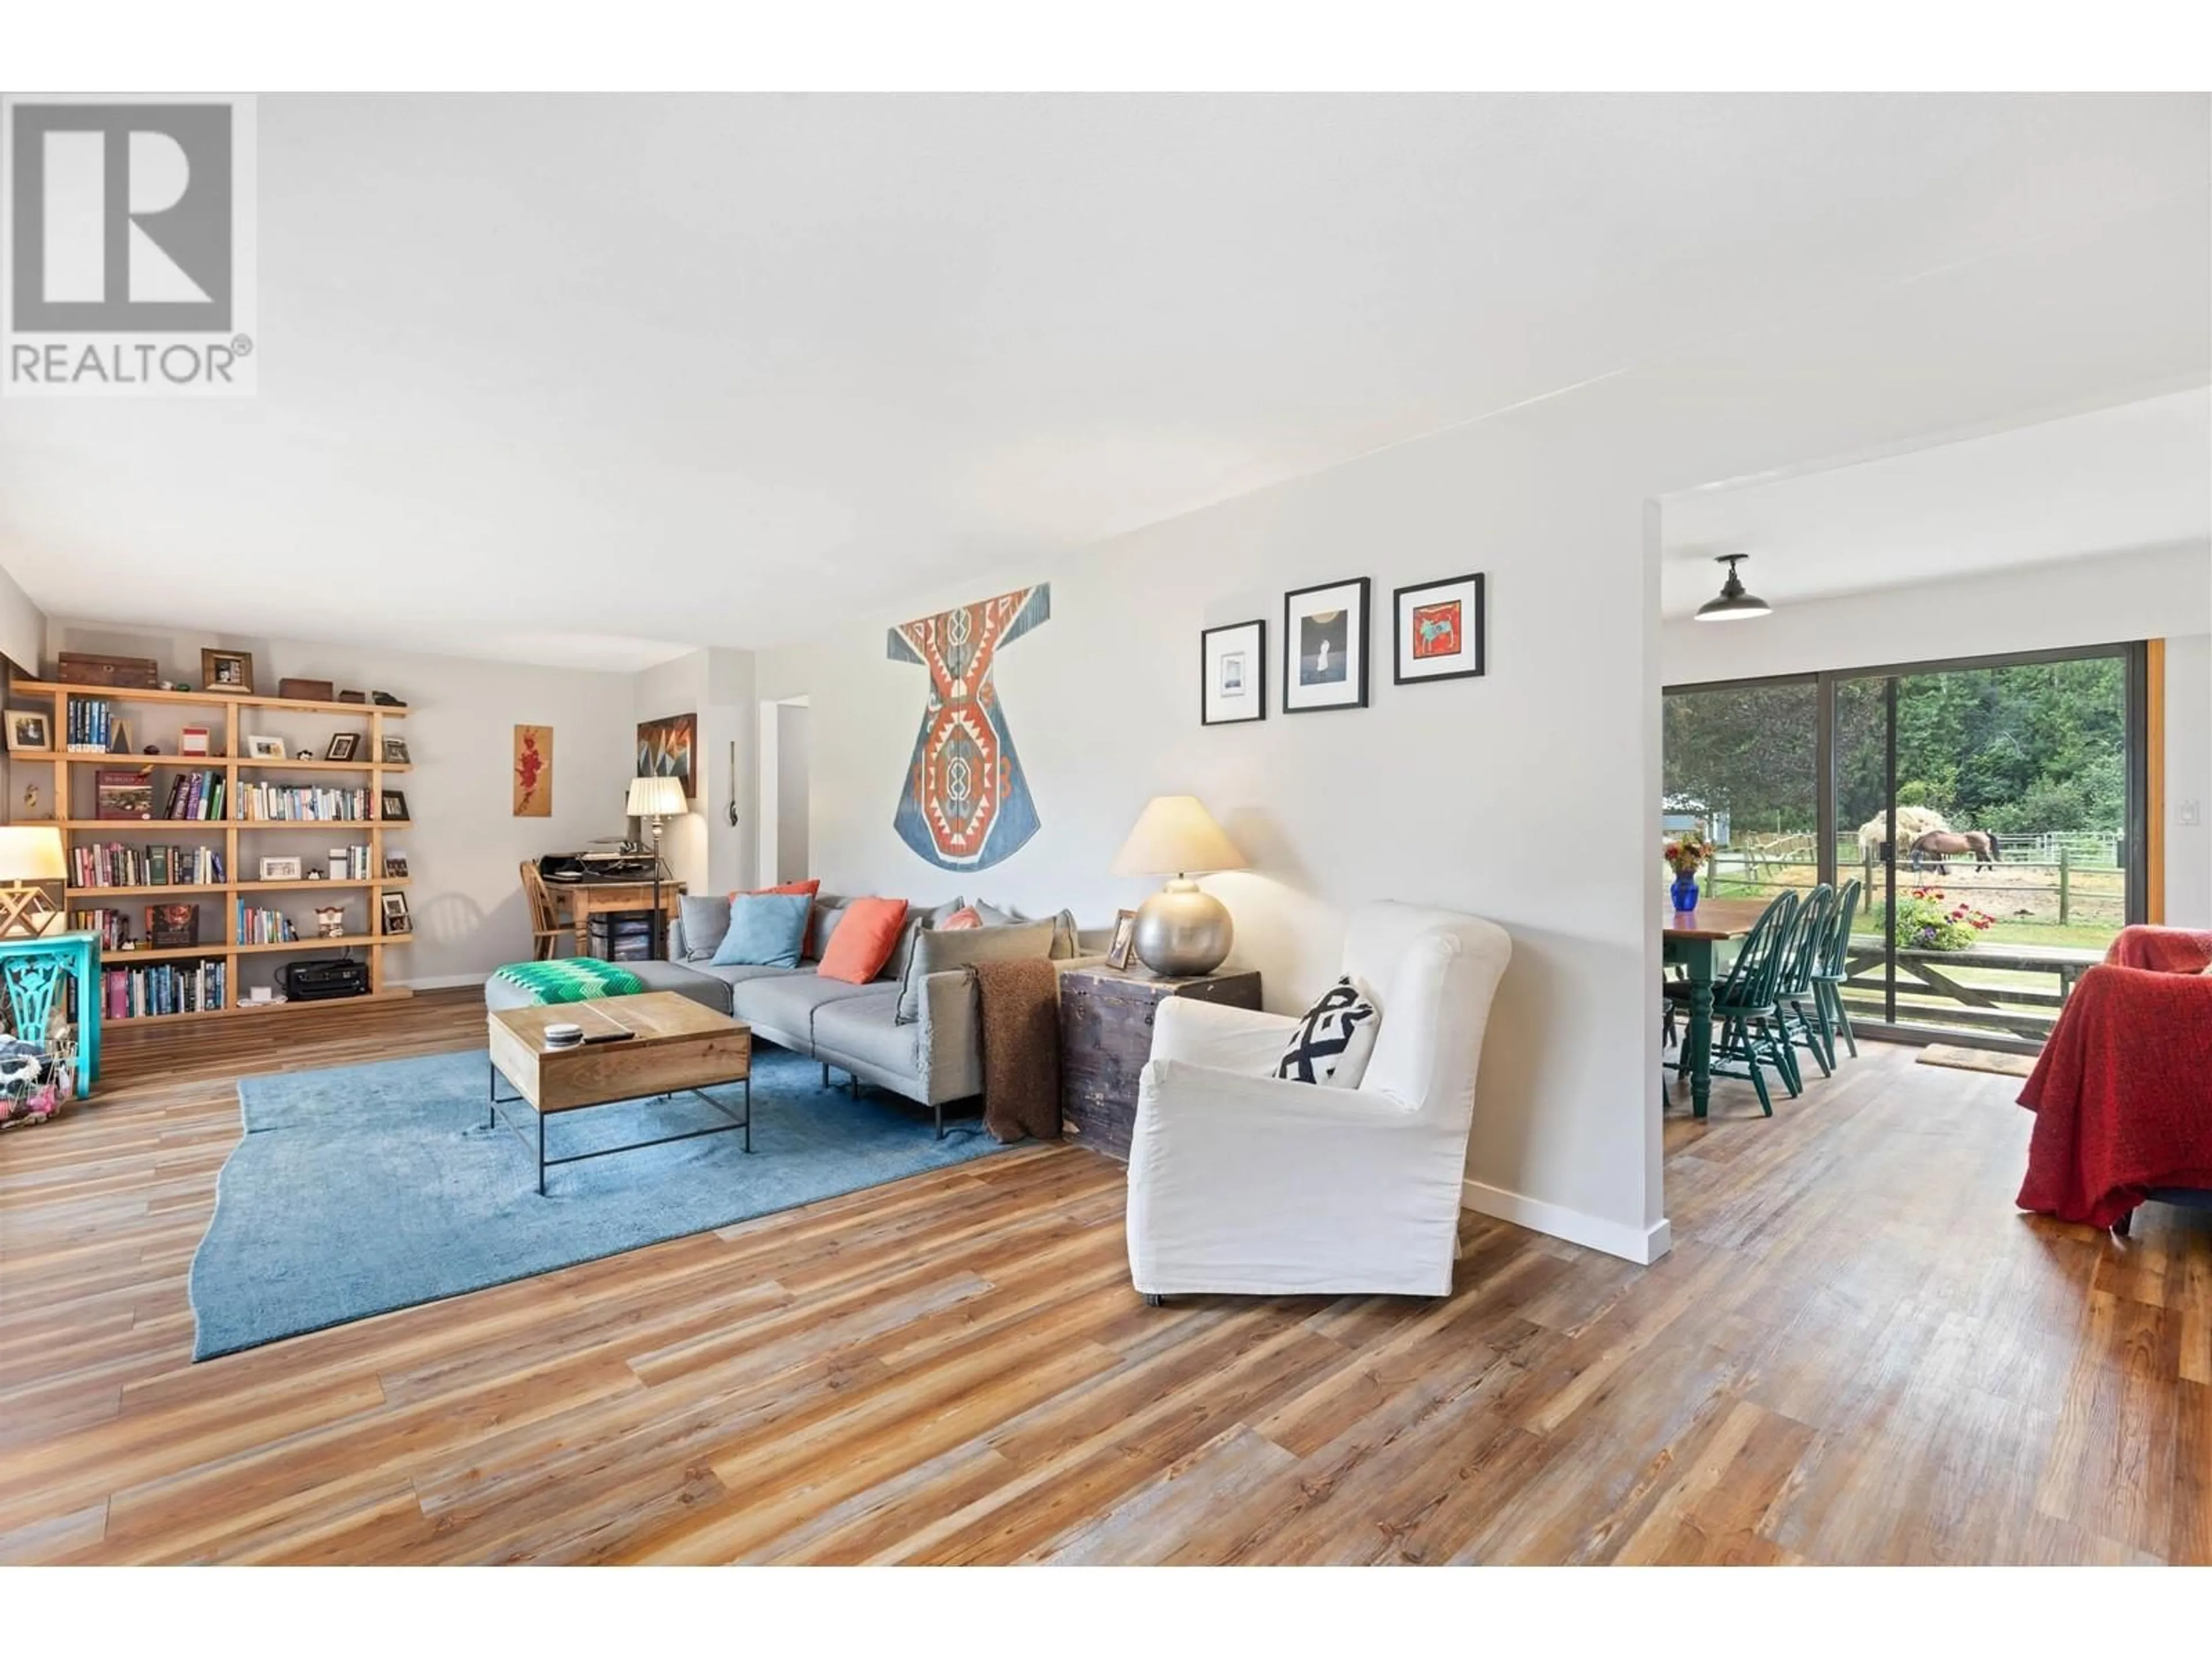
top-left (57, 652), bottom-right (161, 688)
top-left (1058, 965), bottom-right (1262, 1160)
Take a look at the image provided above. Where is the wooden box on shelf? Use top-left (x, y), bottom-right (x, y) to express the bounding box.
top-left (57, 653), bottom-right (160, 689)
top-left (1057, 963), bottom-right (1263, 1160)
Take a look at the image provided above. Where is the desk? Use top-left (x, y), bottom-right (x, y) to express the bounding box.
top-left (0, 930), bottom-right (100, 1099)
top-left (548, 878), bottom-right (686, 960)
top-left (1664, 899), bottom-right (1768, 1120)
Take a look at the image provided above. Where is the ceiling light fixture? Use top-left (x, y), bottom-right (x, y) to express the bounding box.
top-left (1694, 555), bottom-right (1771, 623)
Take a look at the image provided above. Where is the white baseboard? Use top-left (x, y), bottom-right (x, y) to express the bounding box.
top-left (1461, 1179), bottom-right (1672, 1265)
top-left (399, 972), bottom-right (491, 992)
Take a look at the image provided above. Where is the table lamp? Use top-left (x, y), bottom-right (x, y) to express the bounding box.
top-left (1110, 795), bottom-right (1248, 976)
top-left (626, 775), bottom-right (688, 872)
top-left (0, 826), bottom-right (67, 938)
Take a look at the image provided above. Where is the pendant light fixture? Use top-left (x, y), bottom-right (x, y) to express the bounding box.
top-left (1694, 554), bottom-right (1770, 623)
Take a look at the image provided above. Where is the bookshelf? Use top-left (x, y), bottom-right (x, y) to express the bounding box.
top-left (9, 678), bottom-right (416, 1028)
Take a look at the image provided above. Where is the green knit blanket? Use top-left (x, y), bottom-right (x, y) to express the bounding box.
top-left (492, 957), bottom-right (647, 1005)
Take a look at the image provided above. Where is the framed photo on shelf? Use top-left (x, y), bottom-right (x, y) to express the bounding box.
top-left (179, 725), bottom-right (211, 757)
top-left (1200, 619), bottom-right (1266, 726)
top-left (259, 857), bottom-right (304, 881)
top-left (1282, 577), bottom-right (1370, 714)
top-left (1393, 572), bottom-right (1486, 685)
top-left (1107, 908), bottom-right (1138, 971)
top-left (382, 851), bottom-right (410, 879)
top-left (243, 734), bottom-right (287, 760)
top-left (5, 710), bottom-right (50, 751)
top-left (381, 736), bottom-right (411, 766)
top-left (378, 790), bottom-right (411, 822)
top-left (200, 648), bottom-right (255, 695)
top-left (324, 732), bottom-right (361, 763)
top-left (380, 891), bottom-right (413, 934)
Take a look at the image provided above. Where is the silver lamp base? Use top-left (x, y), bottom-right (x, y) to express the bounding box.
top-left (1133, 879), bottom-right (1233, 977)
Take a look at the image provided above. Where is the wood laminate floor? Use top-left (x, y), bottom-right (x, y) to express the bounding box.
top-left (0, 991), bottom-right (2205, 1565)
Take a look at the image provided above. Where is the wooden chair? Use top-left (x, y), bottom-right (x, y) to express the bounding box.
top-left (518, 860), bottom-right (571, 961)
top-left (1664, 890), bottom-right (1802, 1116)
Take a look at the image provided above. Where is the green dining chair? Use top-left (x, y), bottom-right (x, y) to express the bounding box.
top-left (1777, 882), bottom-right (1836, 1080)
top-left (1664, 889), bottom-right (1801, 1118)
top-left (1807, 878), bottom-right (1863, 1062)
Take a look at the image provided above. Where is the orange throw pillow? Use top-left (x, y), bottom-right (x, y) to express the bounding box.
top-left (941, 906), bottom-right (982, 930)
top-left (817, 896), bottom-right (910, 984)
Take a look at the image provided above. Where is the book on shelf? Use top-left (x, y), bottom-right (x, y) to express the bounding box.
top-left (68, 842), bottom-right (225, 889)
top-left (237, 903), bottom-right (299, 945)
top-left (101, 957), bottom-right (226, 1020)
top-left (70, 908), bottom-right (133, 950)
top-left (146, 903), bottom-right (199, 948)
top-left (65, 695), bottom-right (117, 752)
top-left (160, 770), bottom-right (226, 821)
top-left (94, 767), bottom-right (155, 821)
top-left (236, 782), bottom-right (369, 821)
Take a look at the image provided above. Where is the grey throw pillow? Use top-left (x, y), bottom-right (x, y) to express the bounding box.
top-left (896, 917), bottom-right (1056, 1023)
top-left (976, 900), bottom-right (1081, 959)
top-left (678, 895), bottom-right (733, 962)
top-left (971, 900), bottom-right (1021, 927)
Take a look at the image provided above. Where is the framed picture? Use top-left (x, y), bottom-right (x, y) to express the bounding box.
top-left (243, 734), bottom-right (287, 760)
top-left (512, 724), bottom-right (552, 817)
top-left (637, 712), bottom-right (697, 798)
top-left (383, 851), bottom-right (410, 879)
top-left (381, 891), bottom-right (412, 934)
top-left (381, 736), bottom-right (411, 766)
top-left (1393, 573), bottom-right (1486, 685)
top-left (379, 790), bottom-right (411, 822)
top-left (1282, 577), bottom-right (1370, 714)
top-left (259, 856), bottom-right (304, 882)
top-left (1200, 620), bottom-right (1267, 726)
top-left (1107, 908), bottom-right (1139, 971)
top-left (200, 649), bottom-right (255, 695)
top-left (179, 725), bottom-right (211, 757)
top-left (5, 710), bottom-right (50, 751)
top-left (324, 732), bottom-right (361, 763)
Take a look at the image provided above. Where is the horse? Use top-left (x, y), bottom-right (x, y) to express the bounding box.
top-left (1908, 828), bottom-right (1999, 874)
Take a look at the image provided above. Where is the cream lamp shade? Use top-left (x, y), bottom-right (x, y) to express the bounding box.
top-left (0, 825), bottom-right (67, 882)
top-left (1111, 796), bottom-right (1245, 976)
top-left (1110, 795), bottom-right (1247, 878)
top-left (626, 776), bottom-right (688, 819)
top-left (0, 825), bottom-right (67, 938)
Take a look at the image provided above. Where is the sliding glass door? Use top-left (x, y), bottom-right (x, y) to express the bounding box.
top-left (1665, 642), bottom-right (2146, 1050)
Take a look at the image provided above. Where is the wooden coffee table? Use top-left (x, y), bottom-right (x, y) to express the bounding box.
top-left (486, 992), bottom-right (753, 1195)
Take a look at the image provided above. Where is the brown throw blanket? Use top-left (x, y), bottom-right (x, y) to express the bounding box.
top-left (970, 957), bottom-right (1062, 1143)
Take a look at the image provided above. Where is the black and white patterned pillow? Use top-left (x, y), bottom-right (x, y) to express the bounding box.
top-left (1274, 976), bottom-right (1381, 1088)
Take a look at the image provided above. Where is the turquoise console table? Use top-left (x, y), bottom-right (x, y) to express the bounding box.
top-left (0, 930), bottom-right (100, 1099)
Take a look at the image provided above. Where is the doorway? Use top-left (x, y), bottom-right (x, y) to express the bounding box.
top-left (756, 696), bottom-right (811, 885)
top-left (1666, 642), bottom-right (2147, 1050)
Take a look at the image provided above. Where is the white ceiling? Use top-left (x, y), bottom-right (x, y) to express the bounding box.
top-left (1660, 388), bottom-right (2212, 617)
top-left (2, 92), bottom-right (2207, 666)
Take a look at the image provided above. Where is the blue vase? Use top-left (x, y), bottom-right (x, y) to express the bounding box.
top-left (1670, 873), bottom-right (1699, 912)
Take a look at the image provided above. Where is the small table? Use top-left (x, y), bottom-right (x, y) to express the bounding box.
top-left (1664, 899), bottom-right (1770, 1120)
top-left (548, 877), bottom-right (687, 960)
top-left (486, 992), bottom-right (752, 1195)
top-left (0, 930), bottom-right (100, 1100)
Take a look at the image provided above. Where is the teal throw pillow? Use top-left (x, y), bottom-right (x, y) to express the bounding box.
top-left (713, 892), bottom-right (812, 968)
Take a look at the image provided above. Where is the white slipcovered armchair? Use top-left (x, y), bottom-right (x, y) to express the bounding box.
top-left (1126, 900), bottom-right (1512, 1300)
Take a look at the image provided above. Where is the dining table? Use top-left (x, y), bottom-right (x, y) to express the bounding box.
top-left (1664, 897), bottom-right (1771, 1119)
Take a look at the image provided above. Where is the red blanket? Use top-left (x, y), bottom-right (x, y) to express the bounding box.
top-left (2103, 924), bottom-right (2212, 974)
top-left (2016, 937), bottom-right (2212, 1228)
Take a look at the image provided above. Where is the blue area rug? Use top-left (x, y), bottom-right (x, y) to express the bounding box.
top-left (189, 1045), bottom-right (1008, 1360)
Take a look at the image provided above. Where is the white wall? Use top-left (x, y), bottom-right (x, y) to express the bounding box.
top-left (0, 562), bottom-right (43, 672)
top-left (1661, 543), bottom-right (2212, 926)
top-left (776, 702), bottom-right (810, 884)
top-left (2164, 632), bottom-right (2212, 928)
top-left (39, 619), bottom-right (640, 987)
top-left (632, 647), bottom-right (757, 899)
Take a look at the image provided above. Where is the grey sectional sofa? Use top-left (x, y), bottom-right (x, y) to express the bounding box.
top-left (483, 893), bottom-right (1100, 1134)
